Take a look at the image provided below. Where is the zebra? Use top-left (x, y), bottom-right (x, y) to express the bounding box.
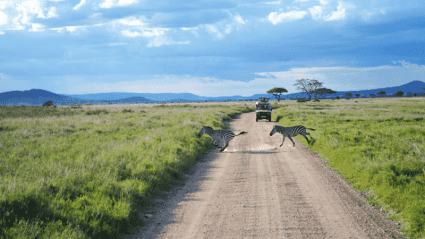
top-left (269, 125), bottom-right (315, 147)
top-left (198, 126), bottom-right (248, 152)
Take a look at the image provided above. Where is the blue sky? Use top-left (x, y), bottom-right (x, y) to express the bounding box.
top-left (0, 0), bottom-right (424, 97)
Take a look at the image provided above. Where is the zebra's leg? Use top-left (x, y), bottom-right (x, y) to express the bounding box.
top-left (280, 136), bottom-right (286, 147)
top-left (306, 132), bottom-right (314, 139)
top-left (211, 139), bottom-right (219, 147)
top-left (301, 133), bottom-right (310, 144)
top-left (288, 136), bottom-right (296, 146)
top-left (220, 139), bottom-right (230, 152)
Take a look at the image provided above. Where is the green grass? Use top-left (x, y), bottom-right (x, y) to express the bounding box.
top-left (272, 98), bottom-right (425, 239)
top-left (0, 103), bottom-right (254, 238)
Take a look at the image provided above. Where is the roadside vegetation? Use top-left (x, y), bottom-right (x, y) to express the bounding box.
top-left (0, 103), bottom-right (253, 238)
top-left (272, 98), bottom-right (425, 238)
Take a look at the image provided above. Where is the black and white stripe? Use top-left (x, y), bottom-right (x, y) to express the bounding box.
top-left (198, 126), bottom-right (248, 152)
top-left (270, 125), bottom-right (315, 147)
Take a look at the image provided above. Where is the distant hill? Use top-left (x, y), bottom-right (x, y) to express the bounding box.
top-left (0, 89), bottom-right (156, 106)
top-left (329, 80), bottom-right (425, 98)
top-left (1, 81), bottom-right (424, 106)
top-left (64, 92), bottom-right (208, 101)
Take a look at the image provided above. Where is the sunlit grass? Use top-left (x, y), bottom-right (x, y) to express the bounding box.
top-left (273, 98), bottom-right (425, 238)
top-left (0, 103), bottom-right (254, 238)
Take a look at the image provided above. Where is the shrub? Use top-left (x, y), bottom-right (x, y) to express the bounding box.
top-left (336, 96), bottom-right (340, 99)
top-left (42, 101), bottom-right (53, 106)
top-left (297, 98), bottom-right (307, 103)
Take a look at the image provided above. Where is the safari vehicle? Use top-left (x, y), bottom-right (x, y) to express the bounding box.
top-left (255, 97), bottom-right (272, 122)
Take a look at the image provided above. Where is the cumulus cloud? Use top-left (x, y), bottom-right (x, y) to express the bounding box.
top-left (73, 0), bottom-right (86, 10)
top-left (99, 0), bottom-right (138, 9)
top-left (0, 11), bottom-right (7, 25)
top-left (234, 14), bottom-right (246, 24)
top-left (268, 10), bottom-right (308, 24)
top-left (309, 6), bottom-right (322, 20)
top-left (29, 23), bottom-right (44, 32)
top-left (323, 2), bottom-right (354, 21)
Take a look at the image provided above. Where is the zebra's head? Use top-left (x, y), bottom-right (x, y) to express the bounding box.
top-left (270, 125), bottom-right (278, 136)
top-left (198, 126), bottom-right (212, 137)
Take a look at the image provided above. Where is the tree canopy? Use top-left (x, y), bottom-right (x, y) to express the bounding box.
top-left (314, 88), bottom-right (336, 99)
top-left (395, 91), bottom-right (404, 97)
top-left (267, 87), bottom-right (288, 101)
top-left (293, 79), bottom-right (323, 100)
top-left (377, 91), bottom-right (386, 97)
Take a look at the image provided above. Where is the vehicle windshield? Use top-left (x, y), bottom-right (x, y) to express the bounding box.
top-left (256, 104), bottom-right (270, 110)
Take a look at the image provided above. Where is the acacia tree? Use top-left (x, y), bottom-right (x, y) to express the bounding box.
top-left (345, 92), bottom-right (353, 99)
top-left (267, 87), bottom-right (288, 101)
top-left (377, 91), bottom-right (386, 97)
top-left (293, 79), bottom-right (323, 100)
top-left (314, 88), bottom-right (336, 99)
top-left (369, 94), bottom-right (376, 98)
top-left (355, 94), bottom-right (360, 98)
top-left (395, 91), bottom-right (404, 97)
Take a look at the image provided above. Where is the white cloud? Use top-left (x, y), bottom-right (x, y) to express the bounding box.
top-left (147, 36), bottom-right (189, 47)
top-left (181, 27), bottom-right (198, 31)
top-left (295, 0), bottom-right (310, 2)
top-left (323, 2), bottom-right (347, 21)
top-left (309, 6), bottom-right (322, 20)
top-left (319, 0), bottom-right (329, 5)
top-left (205, 24), bottom-right (223, 39)
top-left (264, 1), bottom-right (281, 4)
top-left (121, 28), bottom-right (167, 38)
top-left (268, 10), bottom-right (308, 24)
top-left (0, 30), bottom-right (4, 34)
top-left (118, 16), bottom-right (145, 26)
top-left (47, 7), bottom-right (58, 18)
top-left (29, 23), bottom-right (44, 31)
top-left (73, 0), bottom-right (86, 10)
top-left (234, 14), bottom-right (246, 24)
top-left (0, 11), bottom-right (7, 25)
top-left (99, 0), bottom-right (138, 8)
top-left (121, 29), bottom-right (141, 37)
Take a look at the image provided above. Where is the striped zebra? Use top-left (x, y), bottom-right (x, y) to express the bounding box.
top-left (198, 126), bottom-right (248, 152)
top-left (270, 125), bottom-right (315, 147)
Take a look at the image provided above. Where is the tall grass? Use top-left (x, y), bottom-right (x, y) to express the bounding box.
top-left (0, 103), bottom-right (253, 238)
top-left (272, 98), bottom-right (425, 238)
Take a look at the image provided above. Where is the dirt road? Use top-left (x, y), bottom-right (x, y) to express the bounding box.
top-left (125, 112), bottom-right (405, 239)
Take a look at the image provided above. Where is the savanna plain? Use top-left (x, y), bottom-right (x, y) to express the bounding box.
top-left (0, 98), bottom-right (424, 238)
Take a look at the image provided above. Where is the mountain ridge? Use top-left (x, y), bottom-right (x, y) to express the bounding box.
top-left (1, 81), bottom-right (424, 106)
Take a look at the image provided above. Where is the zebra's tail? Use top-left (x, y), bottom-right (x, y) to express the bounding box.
top-left (307, 128), bottom-right (316, 131)
top-left (236, 131), bottom-right (248, 136)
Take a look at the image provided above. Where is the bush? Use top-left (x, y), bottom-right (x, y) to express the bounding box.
top-left (314, 99), bottom-right (320, 102)
top-left (42, 101), bottom-right (53, 106)
top-left (297, 98), bottom-right (307, 103)
top-left (336, 96), bottom-right (340, 99)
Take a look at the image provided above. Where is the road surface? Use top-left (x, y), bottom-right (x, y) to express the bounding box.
top-left (124, 112), bottom-right (406, 239)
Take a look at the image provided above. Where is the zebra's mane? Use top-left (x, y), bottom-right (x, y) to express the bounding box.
top-left (203, 126), bottom-right (214, 130)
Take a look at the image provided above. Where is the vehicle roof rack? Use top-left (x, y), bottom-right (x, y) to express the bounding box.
top-left (258, 97), bottom-right (269, 102)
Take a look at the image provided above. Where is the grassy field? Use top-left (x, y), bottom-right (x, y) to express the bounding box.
top-left (0, 103), bottom-right (254, 238)
top-left (272, 98), bottom-right (425, 239)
